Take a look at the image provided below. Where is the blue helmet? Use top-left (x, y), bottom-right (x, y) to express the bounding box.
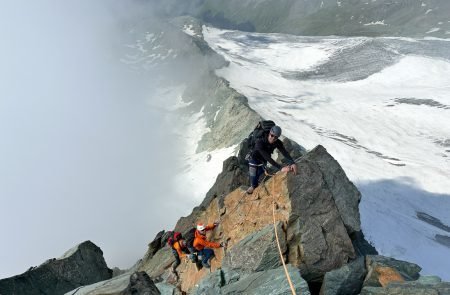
top-left (270, 125), bottom-right (282, 137)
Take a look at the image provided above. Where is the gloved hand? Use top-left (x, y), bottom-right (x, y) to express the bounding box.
top-left (220, 242), bottom-right (227, 248)
top-left (213, 220), bottom-right (220, 226)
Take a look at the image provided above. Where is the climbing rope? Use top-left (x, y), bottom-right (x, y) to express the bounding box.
top-left (219, 166), bottom-right (299, 294)
top-left (262, 178), bottom-right (297, 295)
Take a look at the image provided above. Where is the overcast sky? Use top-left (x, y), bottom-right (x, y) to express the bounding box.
top-left (0, 0), bottom-right (191, 278)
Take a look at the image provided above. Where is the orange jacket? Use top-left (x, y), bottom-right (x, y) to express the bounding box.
top-left (173, 240), bottom-right (187, 258)
top-left (193, 224), bottom-right (221, 250)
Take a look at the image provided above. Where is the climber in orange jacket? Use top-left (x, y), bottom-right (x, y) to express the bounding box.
top-left (167, 232), bottom-right (191, 279)
top-left (193, 222), bottom-right (224, 268)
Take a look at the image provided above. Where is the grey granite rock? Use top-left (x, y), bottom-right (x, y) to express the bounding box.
top-left (0, 241), bottom-right (112, 295)
top-left (222, 222), bottom-right (285, 272)
top-left (320, 257), bottom-right (367, 295)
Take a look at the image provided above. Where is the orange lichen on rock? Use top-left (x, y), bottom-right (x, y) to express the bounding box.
top-left (376, 266), bottom-right (405, 287)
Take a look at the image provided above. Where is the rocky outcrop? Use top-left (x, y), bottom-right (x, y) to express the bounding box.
top-left (320, 257), bottom-right (367, 295)
top-left (141, 247), bottom-right (175, 279)
top-left (143, 230), bottom-right (166, 263)
top-left (286, 145), bottom-right (357, 282)
top-left (140, 144), bottom-right (361, 293)
top-left (320, 255), bottom-right (449, 295)
top-left (360, 280), bottom-right (450, 295)
top-left (0, 241), bottom-right (112, 295)
top-left (363, 255), bottom-right (421, 288)
top-left (300, 145), bottom-right (361, 235)
top-left (121, 272), bottom-right (161, 295)
top-left (191, 265), bottom-right (310, 295)
top-left (222, 222), bottom-right (285, 272)
top-left (351, 231), bottom-right (378, 257)
top-left (65, 271), bottom-right (160, 295)
top-left (175, 134), bottom-right (306, 234)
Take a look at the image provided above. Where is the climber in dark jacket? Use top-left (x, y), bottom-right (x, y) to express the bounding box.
top-left (247, 125), bottom-right (297, 194)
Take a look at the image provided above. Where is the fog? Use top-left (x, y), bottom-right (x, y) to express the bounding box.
top-left (0, 0), bottom-right (190, 278)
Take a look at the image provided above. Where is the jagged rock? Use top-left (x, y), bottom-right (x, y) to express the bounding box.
top-left (65, 271), bottom-right (160, 295)
top-left (286, 146), bottom-right (356, 282)
top-left (222, 222), bottom-right (285, 272)
top-left (220, 264), bottom-right (310, 295)
top-left (120, 272), bottom-right (160, 295)
top-left (140, 247), bottom-right (175, 278)
top-left (143, 231), bottom-right (166, 262)
top-left (221, 267), bottom-right (241, 285)
top-left (155, 282), bottom-right (185, 295)
top-left (191, 269), bottom-right (223, 295)
top-left (0, 241), bottom-right (112, 295)
top-left (360, 281), bottom-right (450, 295)
top-left (112, 267), bottom-right (128, 277)
top-left (65, 273), bottom-right (131, 295)
top-left (351, 231), bottom-right (378, 257)
top-left (363, 255), bottom-right (421, 288)
top-left (417, 276), bottom-right (442, 284)
top-left (301, 145), bottom-right (361, 235)
top-left (190, 266), bottom-right (307, 295)
top-left (320, 257), bottom-right (367, 295)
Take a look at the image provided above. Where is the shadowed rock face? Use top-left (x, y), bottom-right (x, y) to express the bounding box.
top-left (120, 272), bottom-right (161, 295)
top-left (0, 241), bottom-right (112, 295)
top-left (286, 146), bottom-right (357, 282)
top-left (300, 145), bottom-right (361, 235)
top-left (320, 257), bottom-right (367, 295)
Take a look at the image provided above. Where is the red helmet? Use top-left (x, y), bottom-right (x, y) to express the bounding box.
top-left (174, 232), bottom-right (182, 241)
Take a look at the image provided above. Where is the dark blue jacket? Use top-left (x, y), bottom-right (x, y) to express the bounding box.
top-left (251, 136), bottom-right (294, 170)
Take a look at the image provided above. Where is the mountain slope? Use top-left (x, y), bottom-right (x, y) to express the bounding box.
top-left (150, 0), bottom-right (450, 38)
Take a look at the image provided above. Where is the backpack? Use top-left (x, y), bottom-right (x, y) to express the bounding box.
top-left (184, 228), bottom-right (197, 249)
top-left (173, 232), bottom-right (182, 241)
top-left (167, 231), bottom-right (183, 248)
top-left (247, 120), bottom-right (275, 152)
top-left (167, 237), bottom-right (174, 247)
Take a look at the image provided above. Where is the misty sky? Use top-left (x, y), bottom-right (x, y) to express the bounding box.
top-left (0, 0), bottom-right (192, 278)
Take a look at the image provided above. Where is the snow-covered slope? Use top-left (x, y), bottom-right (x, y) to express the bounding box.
top-left (203, 26), bottom-right (450, 280)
